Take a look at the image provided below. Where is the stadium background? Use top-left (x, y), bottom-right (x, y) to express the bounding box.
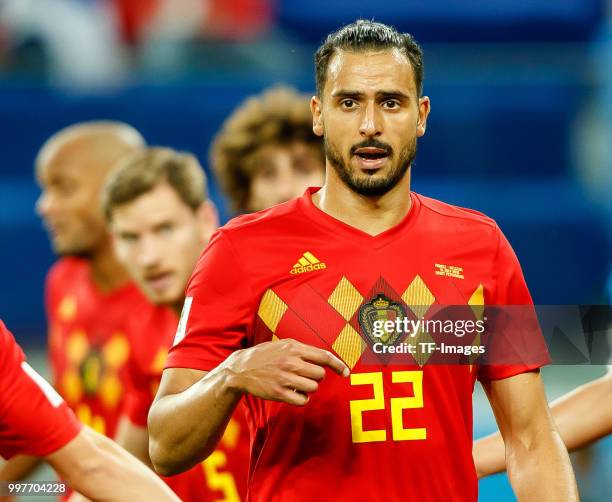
top-left (0, 0), bottom-right (610, 500)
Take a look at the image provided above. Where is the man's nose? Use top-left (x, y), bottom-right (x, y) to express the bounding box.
top-left (359, 101), bottom-right (383, 137)
top-left (138, 235), bottom-right (163, 268)
top-left (36, 192), bottom-right (54, 217)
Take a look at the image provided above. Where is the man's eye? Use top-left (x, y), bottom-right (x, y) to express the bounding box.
top-left (259, 168), bottom-right (277, 181)
top-left (158, 224), bottom-right (174, 235)
top-left (120, 234), bottom-right (138, 243)
top-left (341, 99), bottom-right (356, 109)
top-left (55, 181), bottom-right (77, 196)
top-left (383, 100), bottom-right (399, 109)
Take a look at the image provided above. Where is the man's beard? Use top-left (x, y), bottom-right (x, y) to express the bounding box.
top-left (324, 136), bottom-right (417, 197)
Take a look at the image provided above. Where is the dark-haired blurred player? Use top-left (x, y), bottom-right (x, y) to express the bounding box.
top-left (0, 320), bottom-right (180, 501)
top-left (0, 122), bottom-right (146, 483)
top-left (211, 85), bottom-right (324, 214)
top-left (148, 20), bottom-right (578, 501)
top-left (103, 148), bottom-right (249, 501)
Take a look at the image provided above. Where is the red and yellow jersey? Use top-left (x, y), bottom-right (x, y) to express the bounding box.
top-left (46, 257), bottom-right (148, 438)
top-left (0, 320), bottom-right (82, 460)
top-left (166, 188), bottom-right (547, 502)
top-left (123, 304), bottom-right (249, 502)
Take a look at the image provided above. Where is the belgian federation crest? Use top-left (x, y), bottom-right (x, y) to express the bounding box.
top-left (358, 294), bottom-right (406, 346)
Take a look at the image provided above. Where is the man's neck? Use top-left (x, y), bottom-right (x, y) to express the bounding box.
top-left (312, 166), bottom-right (412, 236)
top-left (89, 240), bottom-right (130, 293)
top-left (170, 298), bottom-right (184, 317)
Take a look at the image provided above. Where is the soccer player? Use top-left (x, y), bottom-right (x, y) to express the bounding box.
top-left (211, 85), bottom-right (324, 213)
top-left (148, 20), bottom-right (578, 501)
top-left (0, 121), bottom-right (146, 482)
top-left (0, 320), bottom-right (179, 501)
top-left (103, 147), bottom-right (249, 500)
top-left (37, 121), bottom-right (147, 437)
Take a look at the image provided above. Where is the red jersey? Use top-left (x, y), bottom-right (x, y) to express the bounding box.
top-left (0, 320), bottom-right (82, 460)
top-left (166, 188), bottom-right (546, 502)
top-left (123, 305), bottom-right (249, 501)
top-left (46, 257), bottom-right (148, 438)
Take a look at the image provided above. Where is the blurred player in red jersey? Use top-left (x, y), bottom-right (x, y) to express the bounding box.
top-left (147, 20), bottom-right (578, 501)
top-left (37, 121), bottom-right (147, 437)
top-left (0, 122), bottom-right (146, 483)
top-left (211, 85), bottom-right (324, 214)
top-left (0, 320), bottom-right (180, 501)
top-left (102, 147), bottom-right (249, 501)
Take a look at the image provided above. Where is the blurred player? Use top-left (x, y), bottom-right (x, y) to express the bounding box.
top-left (0, 320), bottom-right (179, 501)
top-left (0, 121), bottom-right (146, 483)
top-left (37, 121), bottom-right (147, 436)
top-left (148, 20), bottom-right (578, 501)
top-left (211, 85), bottom-right (324, 213)
top-left (103, 147), bottom-right (249, 501)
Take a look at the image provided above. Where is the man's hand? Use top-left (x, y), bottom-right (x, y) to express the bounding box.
top-left (224, 339), bottom-right (350, 406)
top-left (149, 339), bottom-right (349, 475)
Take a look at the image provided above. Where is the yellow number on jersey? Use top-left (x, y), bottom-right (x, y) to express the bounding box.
top-left (202, 450), bottom-right (240, 502)
top-left (390, 371), bottom-right (426, 441)
top-left (349, 371), bottom-right (425, 443)
top-left (350, 372), bottom-right (386, 443)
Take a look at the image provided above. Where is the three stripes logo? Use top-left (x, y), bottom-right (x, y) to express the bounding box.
top-left (290, 252), bottom-right (327, 275)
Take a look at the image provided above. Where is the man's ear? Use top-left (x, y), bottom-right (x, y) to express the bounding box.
top-left (196, 200), bottom-right (219, 243)
top-left (311, 96), bottom-right (324, 137)
top-left (417, 96), bottom-right (431, 137)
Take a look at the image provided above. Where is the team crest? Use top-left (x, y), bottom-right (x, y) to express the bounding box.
top-left (80, 349), bottom-right (103, 395)
top-left (358, 294), bottom-right (406, 346)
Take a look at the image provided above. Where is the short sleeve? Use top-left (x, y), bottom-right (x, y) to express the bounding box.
top-left (0, 322), bottom-right (82, 459)
top-left (477, 227), bottom-right (550, 381)
top-left (165, 230), bottom-right (254, 372)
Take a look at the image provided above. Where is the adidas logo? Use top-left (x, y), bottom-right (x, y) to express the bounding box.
top-left (290, 252), bottom-right (327, 275)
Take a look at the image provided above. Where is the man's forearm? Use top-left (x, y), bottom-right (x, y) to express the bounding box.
top-left (507, 428), bottom-right (578, 501)
top-left (148, 365), bottom-right (241, 476)
top-left (549, 373), bottom-right (612, 451)
top-left (473, 434), bottom-right (505, 478)
top-left (0, 455), bottom-right (42, 481)
top-left (48, 427), bottom-right (179, 502)
top-left (114, 416), bottom-right (153, 469)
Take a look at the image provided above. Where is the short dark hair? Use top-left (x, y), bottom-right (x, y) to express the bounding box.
top-left (315, 19), bottom-right (424, 98)
top-left (103, 147), bottom-right (206, 221)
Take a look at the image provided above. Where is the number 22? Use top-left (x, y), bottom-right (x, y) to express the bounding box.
top-left (349, 371), bottom-right (426, 443)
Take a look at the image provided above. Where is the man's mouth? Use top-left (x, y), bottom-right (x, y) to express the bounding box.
top-left (144, 272), bottom-right (174, 294)
top-left (353, 147), bottom-right (389, 170)
top-left (43, 220), bottom-right (64, 237)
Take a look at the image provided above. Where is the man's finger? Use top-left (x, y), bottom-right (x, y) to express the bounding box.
top-left (281, 373), bottom-right (319, 394)
top-left (298, 345), bottom-right (349, 377)
top-left (278, 388), bottom-right (309, 407)
top-left (293, 361), bottom-right (327, 381)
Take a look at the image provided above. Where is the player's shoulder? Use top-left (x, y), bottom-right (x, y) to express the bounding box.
top-left (415, 192), bottom-right (499, 237)
top-left (47, 256), bottom-right (89, 285)
top-left (0, 320), bottom-right (24, 372)
top-left (220, 198), bottom-right (302, 238)
top-left (0, 319), bottom-right (13, 346)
